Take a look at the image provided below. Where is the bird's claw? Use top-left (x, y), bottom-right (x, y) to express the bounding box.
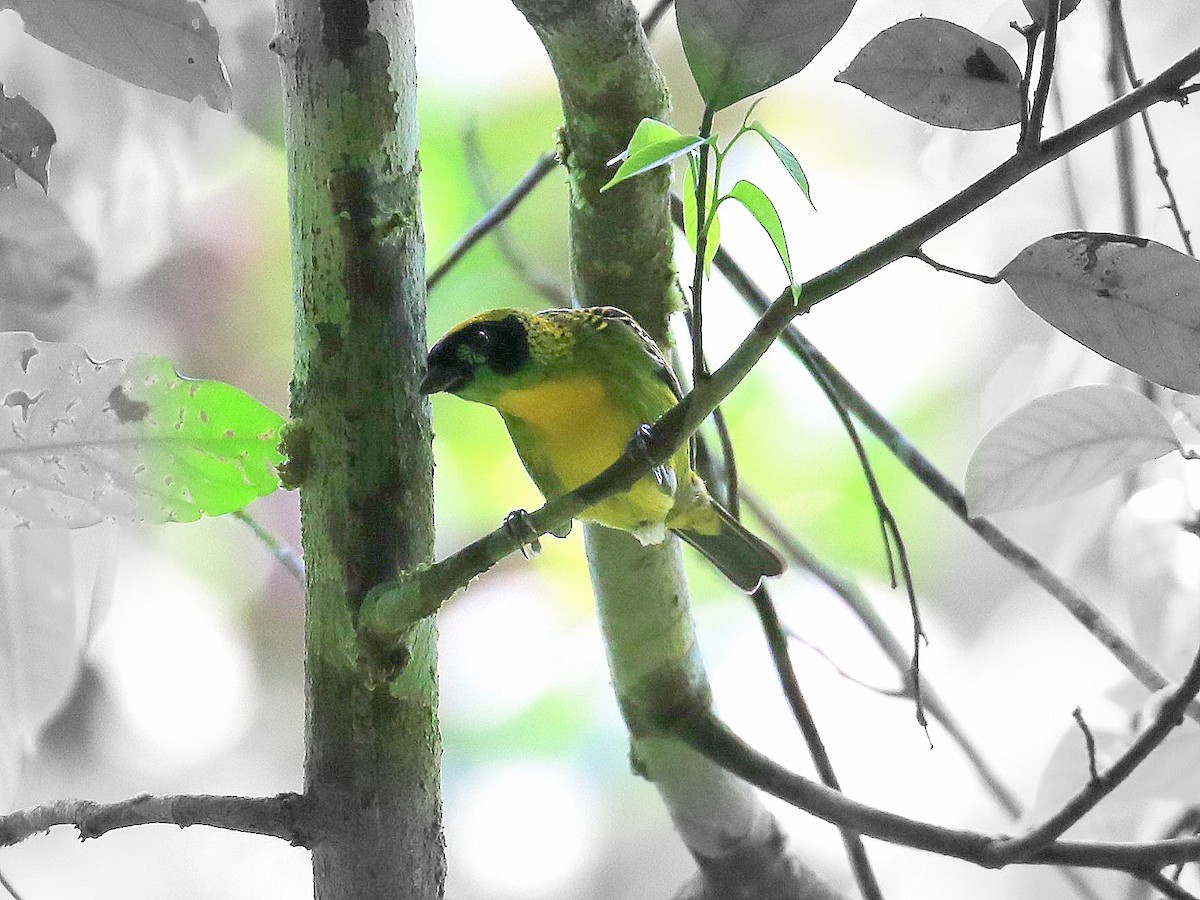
top-left (627, 424), bottom-right (675, 495)
top-left (504, 509), bottom-right (543, 559)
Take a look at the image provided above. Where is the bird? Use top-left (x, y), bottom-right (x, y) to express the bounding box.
top-left (419, 305), bottom-right (785, 593)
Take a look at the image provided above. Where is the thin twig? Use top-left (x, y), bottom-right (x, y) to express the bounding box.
top-left (750, 583), bottom-right (886, 900)
top-left (234, 510), bottom-right (305, 582)
top-left (0, 868), bottom-right (24, 900)
top-left (739, 485), bottom-right (1024, 818)
top-left (0, 793), bottom-right (310, 848)
top-left (1023, 0), bottom-right (1061, 151)
top-left (1140, 872), bottom-right (1200, 900)
top-left (1051, 72), bottom-right (1089, 228)
top-left (361, 45), bottom-right (1200, 641)
top-left (911, 248), bottom-right (1003, 283)
top-left (1016, 22), bottom-right (1041, 142)
top-left (700, 229), bottom-right (1200, 723)
top-left (992, 641), bottom-right (1200, 863)
top-left (689, 106), bottom-right (717, 387)
top-left (1162, 809), bottom-right (1200, 885)
top-left (1074, 707), bottom-right (1101, 785)
top-left (426, 0), bottom-right (679, 293)
top-left (667, 708), bottom-right (1200, 871)
top-left (461, 123), bottom-right (569, 305)
top-left (641, 0), bottom-right (674, 33)
top-left (1106, 0), bottom-right (1140, 236)
top-left (1108, 0), bottom-right (1195, 255)
top-left (678, 310), bottom-right (741, 516)
top-left (708, 401), bottom-right (740, 518)
top-left (426, 151), bottom-right (559, 290)
top-left (674, 190), bottom-right (918, 679)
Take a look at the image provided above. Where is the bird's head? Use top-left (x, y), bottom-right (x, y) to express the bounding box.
top-left (420, 308), bottom-right (539, 405)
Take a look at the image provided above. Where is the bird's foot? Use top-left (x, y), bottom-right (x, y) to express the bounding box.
top-left (504, 508), bottom-right (542, 559)
top-left (628, 424), bottom-right (676, 495)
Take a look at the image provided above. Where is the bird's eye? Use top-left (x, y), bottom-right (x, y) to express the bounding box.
top-left (471, 326), bottom-right (491, 347)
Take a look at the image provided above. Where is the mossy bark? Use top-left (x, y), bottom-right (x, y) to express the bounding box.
top-left (512, 1), bottom-right (840, 896)
top-left (514, 0), bottom-right (679, 339)
top-left (276, 1), bottom-right (443, 897)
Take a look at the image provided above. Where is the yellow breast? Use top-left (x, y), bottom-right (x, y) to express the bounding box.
top-left (495, 376), bottom-right (631, 492)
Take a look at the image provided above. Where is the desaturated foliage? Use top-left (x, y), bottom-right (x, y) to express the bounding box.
top-left (1, 0), bottom-right (1200, 896)
top-left (0, 0), bottom-right (281, 821)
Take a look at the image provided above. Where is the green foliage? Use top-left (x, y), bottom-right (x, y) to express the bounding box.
top-left (747, 123), bottom-right (814, 210)
top-left (720, 180), bottom-right (799, 302)
top-left (0, 336), bottom-right (284, 528)
top-left (601, 118), bottom-right (708, 192)
top-left (682, 155), bottom-right (720, 276)
top-left (130, 356), bottom-right (285, 522)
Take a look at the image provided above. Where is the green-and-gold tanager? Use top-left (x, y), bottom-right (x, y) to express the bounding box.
top-left (420, 306), bottom-right (785, 592)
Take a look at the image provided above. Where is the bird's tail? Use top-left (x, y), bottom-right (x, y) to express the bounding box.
top-left (672, 501), bottom-right (785, 593)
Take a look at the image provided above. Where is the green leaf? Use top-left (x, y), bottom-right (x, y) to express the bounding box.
top-left (677, 0), bottom-right (857, 111)
top-left (682, 158), bottom-right (721, 277)
top-left (748, 123), bottom-right (815, 210)
top-left (722, 180), bottom-right (799, 301)
top-left (602, 118), bottom-right (706, 192)
top-left (0, 335), bottom-right (284, 528)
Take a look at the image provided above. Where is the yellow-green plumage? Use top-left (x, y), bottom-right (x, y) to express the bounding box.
top-left (420, 306), bottom-right (784, 592)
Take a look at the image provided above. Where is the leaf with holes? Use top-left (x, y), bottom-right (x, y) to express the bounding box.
top-left (2, 0), bottom-right (232, 111)
top-left (1000, 232), bottom-right (1200, 392)
top-left (1022, 0), bottom-right (1084, 26)
top-left (835, 18), bottom-right (1023, 130)
top-left (965, 385), bottom-right (1180, 516)
top-left (0, 86), bottom-right (55, 191)
top-left (0, 334), bottom-right (284, 528)
top-left (721, 180), bottom-right (799, 302)
top-left (677, 0), bottom-right (857, 111)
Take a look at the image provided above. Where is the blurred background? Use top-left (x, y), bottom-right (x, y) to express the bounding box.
top-left (2, 0), bottom-right (1200, 897)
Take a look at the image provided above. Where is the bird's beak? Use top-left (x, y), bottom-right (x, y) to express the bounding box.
top-left (419, 361), bottom-right (472, 395)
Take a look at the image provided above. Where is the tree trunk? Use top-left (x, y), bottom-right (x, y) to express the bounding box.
top-left (276, 1), bottom-right (443, 897)
top-left (512, 0), bottom-right (841, 895)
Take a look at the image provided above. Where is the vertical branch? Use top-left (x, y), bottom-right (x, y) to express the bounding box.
top-left (1022, 0), bottom-right (1061, 151)
top-left (1105, 0), bottom-right (1139, 235)
top-left (275, 1), bottom-right (442, 897)
top-left (1107, 0), bottom-right (1195, 255)
top-left (515, 0), bottom-right (678, 341)
top-left (510, 0), bottom-right (843, 894)
top-left (690, 106), bottom-right (717, 384)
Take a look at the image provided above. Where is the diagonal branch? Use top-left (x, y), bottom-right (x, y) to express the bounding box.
top-left (992, 641), bottom-right (1200, 863)
top-left (750, 583), bottom-right (885, 900)
top-left (359, 43), bottom-right (1200, 639)
top-left (664, 708), bottom-right (1200, 872)
top-left (702, 216), bottom-right (1191, 718)
top-left (426, 151), bottom-right (558, 291)
top-left (739, 485), bottom-right (1024, 819)
top-left (0, 793), bottom-right (311, 848)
